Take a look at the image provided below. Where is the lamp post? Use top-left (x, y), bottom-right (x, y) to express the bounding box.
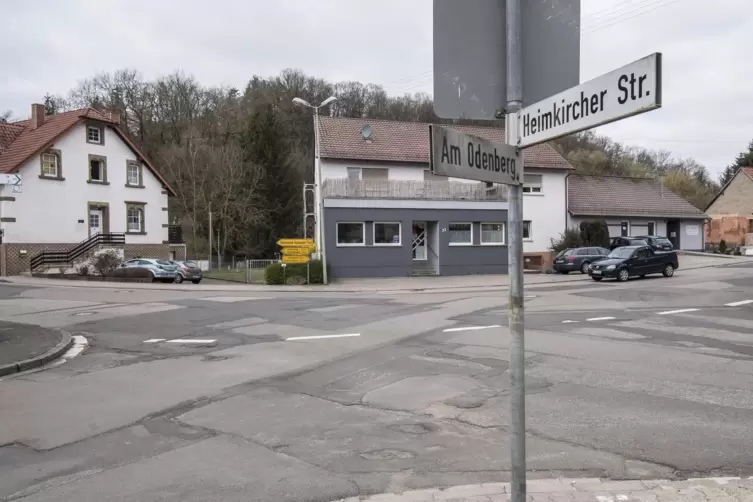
top-left (293, 96), bottom-right (337, 285)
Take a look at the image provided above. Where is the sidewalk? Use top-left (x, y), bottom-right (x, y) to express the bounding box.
top-left (337, 476), bottom-right (753, 501)
top-left (0, 321), bottom-right (72, 377)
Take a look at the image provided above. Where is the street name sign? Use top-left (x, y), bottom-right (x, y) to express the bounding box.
top-left (429, 125), bottom-right (522, 185)
top-left (0, 174), bottom-right (22, 185)
top-left (282, 255), bottom-right (311, 264)
top-left (433, 0), bottom-right (580, 120)
top-left (277, 238), bottom-right (314, 248)
top-left (281, 247), bottom-right (311, 256)
top-left (519, 53), bottom-right (662, 148)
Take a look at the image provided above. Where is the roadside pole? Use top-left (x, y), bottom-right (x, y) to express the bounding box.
top-left (313, 108), bottom-right (329, 285)
top-left (208, 208), bottom-right (212, 271)
top-left (505, 1), bottom-right (526, 500)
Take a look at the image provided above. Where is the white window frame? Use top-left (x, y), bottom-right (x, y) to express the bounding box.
top-left (480, 222), bottom-right (505, 246)
top-left (522, 220), bottom-right (532, 241)
top-left (87, 126), bottom-right (102, 144)
top-left (90, 158), bottom-right (105, 182)
top-left (336, 222), bottom-right (366, 247)
top-left (127, 207), bottom-right (143, 233)
top-left (41, 152), bottom-right (59, 177)
top-left (373, 222), bottom-right (401, 246)
top-left (522, 174), bottom-right (543, 194)
top-left (448, 222), bottom-right (473, 246)
top-left (127, 162), bottom-right (141, 186)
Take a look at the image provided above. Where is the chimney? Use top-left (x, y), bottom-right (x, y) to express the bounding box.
top-left (109, 109), bottom-right (121, 126)
top-left (30, 103), bottom-right (45, 129)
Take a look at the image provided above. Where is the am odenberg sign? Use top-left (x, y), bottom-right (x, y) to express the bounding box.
top-left (518, 52), bottom-right (662, 148)
top-left (429, 125), bottom-right (522, 186)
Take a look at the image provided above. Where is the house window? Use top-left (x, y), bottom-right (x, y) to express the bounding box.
top-left (523, 220), bottom-right (532, 240)
top-left (374, 222), bottom-right (401, 246)
top-left (346, 167), bottom-right (361, 181)
top-left (480, 223), bottom-right (505, 245)
top-left (87, 125), bottom-right (103, 144)
top-left (336, 222), bottom-right (365, 246)
top-left (126, 161), bottom-right (142, 187)
top-left (88, 155), bottom-right (107, 183)
top-left (448, 222), bottom-right (473, 246)
top-left (125, 202), bottom-right (146, 234)
top-left (40, 150), bottom-right (61, 178)
top-left (522, 174), bottom-right (542, 193)
top-left (361, 168), bottom-right (388, 180)
top-left (647, 222), bottom-right (655, 236)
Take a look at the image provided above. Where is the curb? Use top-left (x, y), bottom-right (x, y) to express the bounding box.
top-left (0, 330), bottom-right (73, 377)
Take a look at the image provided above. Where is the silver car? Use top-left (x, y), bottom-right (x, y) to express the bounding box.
top-left (121, 259), bottom-right (178, 282)
top-left (170, 260), bottom-right (203, 284)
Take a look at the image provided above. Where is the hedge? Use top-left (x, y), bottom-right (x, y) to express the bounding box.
top-left (264, 259), bottom-right (328, 285)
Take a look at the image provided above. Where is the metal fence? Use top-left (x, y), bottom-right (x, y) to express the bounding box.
top-left (202, 258), bottom-right (278, 284)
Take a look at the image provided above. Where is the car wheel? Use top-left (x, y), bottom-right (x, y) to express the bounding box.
top-left (617, 268), bottom-right (630, 282)
top-left (580, 262), bottom-right (590, 274)
top-left (662, 264), bottom-right (675, 277)
top-left (559, 270), bottom-right (569, 275)
top-left (640, 275), bottom-right (646, 279)
top-left (191, 279), bottom-right (201, 284)
top-left (174, 274), bottom-right (184, 284)
top-left (150, 272), bottom-right (157, 283)
top-left (591, 277), bottom-right (603, 282)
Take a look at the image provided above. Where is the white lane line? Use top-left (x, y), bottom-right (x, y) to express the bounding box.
top-left (286, 333), bottom-right (361, 341)
top-left (166, 339), bottom-right (217, 344)
top-left (63, 335), bottom-right (88, 359)
top-left (524, 295), bottom-right (537, 299)
top-left (443, 325), bottom-right (501, 333)
top-left (586, 317), bottom-right (616, 322)
top-left (726, 300), bottom-right (753, 307)
top-left (561, 320), bottom-right (580, 324)
top-left (658, 308), bottom-right (700, 315)
top-left (143, 338), bottom-right (166, 343)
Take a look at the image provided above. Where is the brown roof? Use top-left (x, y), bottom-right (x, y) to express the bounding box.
top-left (318, 116), bottom-right (572, 170)
top-left (568, 174), bottom-right (707, 219)
top-left (0, 107), bottom-right (176, 196)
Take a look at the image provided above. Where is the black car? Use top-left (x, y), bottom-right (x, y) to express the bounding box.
top-left (553, 246), bottom-right (611, 274)
top-left (633, 235), bottom-right (673, 252)
top-left (608, 236), bottom-right (649, 251)
top-left (588, 245), bottom-right (679, 282)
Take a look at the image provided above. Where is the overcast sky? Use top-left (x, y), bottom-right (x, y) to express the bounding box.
top-left (2, 0), bottom-right (751, 176)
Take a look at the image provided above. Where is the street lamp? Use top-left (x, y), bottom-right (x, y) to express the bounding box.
top-left (293, 96), bottom-right (337, 285)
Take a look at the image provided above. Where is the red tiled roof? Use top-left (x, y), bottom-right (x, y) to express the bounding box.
top-left (0, 108), bottom-right (175, 196)
top-left (743, 167), bottom-right (753, 180)
top-left (568, 174), bottom-right (707, 219)
top-left (318, 116), bottom-right (572, 170)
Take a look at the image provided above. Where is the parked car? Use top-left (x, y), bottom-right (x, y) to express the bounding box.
top-left (553, 246), bottom-right (611, 274)
top-left (121, 259), bottom-right (178, 282)
top-left (608, 236), bottom-right (649, 250)
top-left (588, 245), bottom-right (679, 282)
top-left (633, 235), bottom-right (673, 252)
top-left (170, 260), bottom-right (203, 284)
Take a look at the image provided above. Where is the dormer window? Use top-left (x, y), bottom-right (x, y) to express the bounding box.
top-left (86, 124), bottom-right (104, 145)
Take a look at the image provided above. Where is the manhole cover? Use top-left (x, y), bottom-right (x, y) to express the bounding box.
top-left (71, 312), bottom-right (96, 316)
top-left (389, 423), bottom-right (435, 435)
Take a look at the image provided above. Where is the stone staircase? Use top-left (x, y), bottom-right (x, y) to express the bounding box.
top-left (411, 261), bottom-right (438, 277)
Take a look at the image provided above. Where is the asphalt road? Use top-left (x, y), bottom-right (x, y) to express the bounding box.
top-left (2, 263), bottom-right (753, 501)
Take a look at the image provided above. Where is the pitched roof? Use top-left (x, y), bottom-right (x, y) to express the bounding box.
top-left (0, 108), bottom-right (176, 196)
top-left (318, 116), bottom-right (572, 170)
top-left (568, 174), bottom-right (707, 219)
top-left (704, 166), bottom-right (753, 212)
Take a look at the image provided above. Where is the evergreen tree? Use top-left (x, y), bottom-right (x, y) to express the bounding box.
top-left (719, 139), bottom-right (753, 186)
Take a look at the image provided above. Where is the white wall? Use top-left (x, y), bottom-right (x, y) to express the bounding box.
top-left (0, 123), bottom-right (168, 244)
top-left (321, 159), bottom-right (568, 252)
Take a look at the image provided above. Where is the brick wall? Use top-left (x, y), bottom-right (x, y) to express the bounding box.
top-left (124, 244), bottom-right (171, 260)
top-left (1, 243), bottom-right (74, 276)
top-left (169, 244), bottom-right (187, 261)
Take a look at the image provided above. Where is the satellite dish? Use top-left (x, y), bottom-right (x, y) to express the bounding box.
top-left (360, 124), bottom-right (372, 139)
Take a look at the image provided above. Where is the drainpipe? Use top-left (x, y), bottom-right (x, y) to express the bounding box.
top-left (564, 172), bottom-right (570, 231)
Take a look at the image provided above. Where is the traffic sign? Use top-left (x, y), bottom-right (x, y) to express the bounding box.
top-left (429, 125), bottom-right (522, 185)
top-left (0, 174), bottom-right (22, 185)
top-left (277, 238), bottom-right (314, 247)
top-left (282, 247), bottom-right (311, 256)
top-left (433, 0), bottom-right (580, 120)
top-left (281, 255), bottom-right (310, 264)
top-left (519, 53), bottom-right (662, 148)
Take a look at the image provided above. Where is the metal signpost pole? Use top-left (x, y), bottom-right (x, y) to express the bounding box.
top-left (208, 208), bottom-right (212, 271)
top-left (313, 108), bottom-right (329, 285)
top-left (505, 0), bottom-right (526, 500)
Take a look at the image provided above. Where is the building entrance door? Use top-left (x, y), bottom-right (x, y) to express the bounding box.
top-left (412, 222), bottom-right (427, 261)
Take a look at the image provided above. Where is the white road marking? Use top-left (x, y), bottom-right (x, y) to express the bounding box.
top-left (658, 308), bottom-right (700, 315)
top-left (143, 339), bottom-right (166, 343)
top-left (63, 335), bottom-right (88, 359)
top-left (586, 317), bottom-right (616, 322)
top-left (166, 339), bottom-right (217, 344)
top-left (726, 299), bottom-right (753, 307)
top-left (198, 296), bottom-right (269, 303)
top-left (286, 333), bottom-right (361, 341)
top-left (524, 295), bottom-right (537, 299)
top-left (443, 325), bottom-right (501, 333)
top-left (561, 320), bottom-right (580, 324)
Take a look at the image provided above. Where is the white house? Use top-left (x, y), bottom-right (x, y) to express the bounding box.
top-left (0, 104), bottom-right (182, 275)
top-left (315, 116), bottom-right (571, 278)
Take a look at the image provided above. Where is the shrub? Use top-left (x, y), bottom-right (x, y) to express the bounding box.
top-left (719, 239), bottom-right (727, 254)
top-left (264, 259), bottom-right (327, 285)
top-left (107, 267), bottom-right (153, 279)
top-left (91, 248), bottom-right (124, 275)
top-left (76, 262), bottom-right (91, 276)
top-left (265, 262), bottom-right (285, 285)
top-left (549, 227), bottom-right (584, 253)
top-left (579, 220), bottom-right (610, 247)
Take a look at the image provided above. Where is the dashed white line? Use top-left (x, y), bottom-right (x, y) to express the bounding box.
top-left (658, 308), bottom-right (700, 315)
top-left (586, 317), bottom-right (616, 322)
top-left (286, 333), bottom-right (361, 341)
top-left (63, 335), bottom-right (88, 359)
top-left (166, 339), bottom-right (217, 344)
top-left (561, 320), bottom-right (580, 324)
top-left (726, 300), bottom-right (753, 307)
top-left (443, 325), bottom-right (501, 333)
top-left (143, 338), bottom-right (166, 343)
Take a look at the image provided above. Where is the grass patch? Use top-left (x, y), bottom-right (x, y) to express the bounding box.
top-left (205, 268), bottom-right (266, 284)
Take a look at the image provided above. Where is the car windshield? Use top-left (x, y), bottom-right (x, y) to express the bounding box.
top-left (608, 247), bottom-right (636, 259)
top-left (656, 238), bottom-right (672, 246)
top-left (156, 260), bottom-right (173, 266)
top-left (184, 261), bottom-right (198, 267)
top-left (629, 240), bottom-right (646, 245)
top-left (562, 249), bottom-right (577, 256)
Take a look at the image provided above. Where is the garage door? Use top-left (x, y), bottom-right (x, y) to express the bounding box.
top-left (632, 224), bottom-right (649, 236)
top-left (607, 225), bottom-right (621, 238)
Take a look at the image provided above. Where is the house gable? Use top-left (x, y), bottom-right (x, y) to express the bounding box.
top-left (705, 168), bottom-right (753, 216)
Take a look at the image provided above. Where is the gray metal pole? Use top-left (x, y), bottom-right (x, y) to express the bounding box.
top-left (505, 0), bottom-right (526, 500)
top-left (314, 108), bottom-right (329, 285)
top-left (208, 209), bottom-right (212, 271)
